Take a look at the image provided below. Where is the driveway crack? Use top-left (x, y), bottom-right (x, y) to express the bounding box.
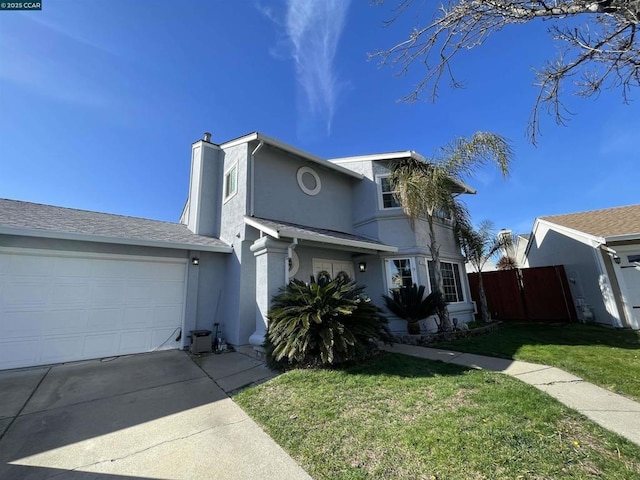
top-left (43, 418), bottom-right (249, 479)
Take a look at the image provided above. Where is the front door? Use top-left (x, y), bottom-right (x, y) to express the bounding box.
top-left (312, 259), bottom-right (355, 282)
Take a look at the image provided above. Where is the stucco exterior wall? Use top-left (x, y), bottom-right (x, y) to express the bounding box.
top-left (252, 146), bottom-right (355, 232)
top-left (526, 223), bottom-right (619, 327)
top-left (219, 143), bottom-right (249, 245)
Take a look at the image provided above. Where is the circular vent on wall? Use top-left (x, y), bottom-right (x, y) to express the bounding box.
top-left (297, 166), bottom-right (321, 196)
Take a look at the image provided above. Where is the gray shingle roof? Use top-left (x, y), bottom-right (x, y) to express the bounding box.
top-left (541, 204), bottom-right (640, 239)
top-left (0, 198), bottom-right (231, 251)
top-left (246, 216), bottom-right (397, 253)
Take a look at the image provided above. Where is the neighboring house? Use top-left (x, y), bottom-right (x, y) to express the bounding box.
top-left (523, 205), bottom-right (640, 330)
top-left (514, 233), bottom-right (530, 267)
top-left (465, 258), bottom-right (496, 273)
top-left (463, 229), bottom-right (513, 273)
top-left (0, 132), bottom-right (476, 370)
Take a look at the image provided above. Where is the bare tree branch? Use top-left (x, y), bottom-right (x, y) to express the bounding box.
top-left (371, 0), bottom-right (640, 144)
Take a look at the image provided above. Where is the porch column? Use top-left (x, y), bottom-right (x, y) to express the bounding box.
top-left (249, 236), bottom-right (290, 350)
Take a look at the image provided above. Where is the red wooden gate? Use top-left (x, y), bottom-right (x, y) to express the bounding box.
top-left (467, 265), bottom-right (577, 322)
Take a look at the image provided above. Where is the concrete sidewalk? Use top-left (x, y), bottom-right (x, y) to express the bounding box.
top-left (0, 349), bottom-right (310, 480)
top-left (381, 343), bottom-right (640, 446)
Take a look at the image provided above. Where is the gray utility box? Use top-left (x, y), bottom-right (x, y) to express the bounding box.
top-left (190, 330), bottom-right (212, 354)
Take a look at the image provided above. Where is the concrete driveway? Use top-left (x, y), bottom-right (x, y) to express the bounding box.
top-left (0, 349), bottom-right (312, 480)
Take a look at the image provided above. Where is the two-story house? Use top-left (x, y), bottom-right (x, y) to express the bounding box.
top-left (0, 132), bottom-right (475, 370)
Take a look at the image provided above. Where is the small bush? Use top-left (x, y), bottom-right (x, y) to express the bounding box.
top-left (382, 284), bottom-right (444, 334)
top-left (265, 276), bottom-right (393, 367)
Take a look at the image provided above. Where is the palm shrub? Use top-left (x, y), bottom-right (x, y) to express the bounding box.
top-left (266, 276), bottom-right (393, 367)
top-left (382, 284), bottom-right (445, 334)
top-left (389, 132), bottom-right (513, 331)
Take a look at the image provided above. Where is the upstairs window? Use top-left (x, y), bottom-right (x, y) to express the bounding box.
top-left (224, 165), bottom-right (237, 202)
top-left (378, 174), bottom-right (401, 209)
top-left (428, 260), bottom-right (464, 303)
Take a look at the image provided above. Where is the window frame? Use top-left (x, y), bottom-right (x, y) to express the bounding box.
top-left (427, 260), bottom-right (465, 303)
top-left (384, 257), bottom-right (416, 292)
top-left (376, 174), bottom-right (402, 210)
top-left (223, 164), bottom-right (238, 203)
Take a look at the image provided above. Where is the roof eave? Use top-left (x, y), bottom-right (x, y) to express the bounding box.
top-left (330, 151), bottom-right (476, 194)
top-left (0, 226), bottom-right (233, 253)
top-left (537, 219), bottom-right (605, 244)
top-left (604, 233), bottom-right (640, 244)
top-left (219, 132), bottom-right (364, 180)
top-left (244, 217), bottom-right (398, 253)
top-left (328, 151), bottom-right (417, 164)
top-left (281, 228), bottom-right (398, 253)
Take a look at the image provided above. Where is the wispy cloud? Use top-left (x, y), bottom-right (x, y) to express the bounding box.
top-left (261, 0), bottom-right (351, 135)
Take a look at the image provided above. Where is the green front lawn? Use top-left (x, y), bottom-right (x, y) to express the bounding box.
top-left (432, 322), bottom-right (640, 401)
top-left (235, 354), bottom-right (640, 480)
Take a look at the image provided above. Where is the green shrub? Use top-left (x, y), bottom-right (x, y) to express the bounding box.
top-left (266, 276), bottom-right (393, 367)
top-left (382, 284), bottom-right (444, 334)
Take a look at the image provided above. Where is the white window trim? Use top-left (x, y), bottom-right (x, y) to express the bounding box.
top-left (223, 164), bottom-right (238, 203)
top-left (384, 257), bottom-right (417, 292)
top-left (428, 259), bottom-right (465, 303)
top-left (376, 174), bottom-right (402, 211)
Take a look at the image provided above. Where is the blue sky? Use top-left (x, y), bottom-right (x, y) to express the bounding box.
top-left (1, 1), bottom-right (637, 236)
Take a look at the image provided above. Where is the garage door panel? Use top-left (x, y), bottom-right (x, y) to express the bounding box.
top-left (52, 283), bottom-right (91, 307)
top-left (4, 282), bottom-right (50, 306)
top-left (83, 333), bottom-right (120, 357)
top-left (53, 257), bottom-right (94, 277)
top-left (125, 284), bottom-right (155, 305)
top-left (87, 308), bottom-right (123, 331)
top-left (90, 258), bottom-right (129, 277)
top-left (45, 309), bottom-right (89, 335)
top-left (1, 250), bottom-right (187, 370)
top-left (154, 306), bottom-right (182, 327)
top-left (123, 307), bottom-right (153, 329)
top-left (154, 283), bottom-right (186, 304)
top-left (41, 335), bottom-right (84, 363)
top-left (3, 311), bottom-right (45, 338)
top-left (126, 264), bottom-right (158, 280)
top-left (119, 331), bottom-right (151, 354)
top-left (5, 255), bottom-right (54, 276)
top-left (0, 340), bottom-right (40, 369)
top-left (151, 328), bottom-right (180, 350)
top-left (91, 282), bottom-right (125, 305)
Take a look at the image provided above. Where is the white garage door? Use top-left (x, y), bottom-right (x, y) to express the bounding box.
top-left (0, 248), bottom-right (187, 370)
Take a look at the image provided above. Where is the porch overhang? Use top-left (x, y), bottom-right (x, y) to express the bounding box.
top-left (244, 217), bottom-right (398, 254)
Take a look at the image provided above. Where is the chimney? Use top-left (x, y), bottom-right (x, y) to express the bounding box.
top-left (185, 135), bottom-right (222, 237)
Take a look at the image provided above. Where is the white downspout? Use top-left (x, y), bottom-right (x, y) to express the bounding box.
top-left (250, 140), bottom-right (264, 217)
top-left (284, 238), bottom-right (298, 284)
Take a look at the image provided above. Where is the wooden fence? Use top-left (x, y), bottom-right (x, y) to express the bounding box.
top-left (467, 265), bottom-right (578, 322)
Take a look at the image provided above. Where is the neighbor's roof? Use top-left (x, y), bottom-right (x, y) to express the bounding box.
top-left (541, 204), bottom-right (640, 241)
top-left (245, 216), bottom-right (398, 253)
top-left (0, 198), bottom-right (232, 252)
